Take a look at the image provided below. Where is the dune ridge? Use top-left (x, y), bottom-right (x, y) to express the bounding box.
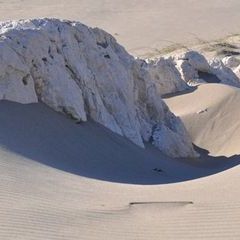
top-left (0, 102), bottom-right (239, 239)
top-left (0, 1), bottom-right (239, 239)
top-left (164, 83), bottom-right (240, 157)
top-left (0, 100), bottom-right (239, 240)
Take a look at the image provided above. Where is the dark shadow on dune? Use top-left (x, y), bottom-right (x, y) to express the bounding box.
top-left (180, 145), bottom-right (240, 169)
top-left (198, 71), bottom-right (221, 83)
top-left (162, 86), bottom-right (197, 99)
top-left (0, 101), bottom-right (239, 185)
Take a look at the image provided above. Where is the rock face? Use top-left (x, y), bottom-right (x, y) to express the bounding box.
top-left (174, 51), bottom-right (240, 87)
top-left (141, 50), bottom-right (240, 92)
top-left (209, 59), bottom-right (240, 87)
top-left (222, 56), bottom-right (240, 79)
top-left (222, 56), bottom-right (240, 69)
top-left (138, 58), bottom-right (189, 96)
top-left (0, 18), bottom-right (198, 158)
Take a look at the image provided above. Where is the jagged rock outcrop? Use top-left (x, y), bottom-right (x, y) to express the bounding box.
top-left (0, 18), bottom-right (198, 158)
top-left (209, 59), bottom-right (240, 87)
top-left (222, 56), bottom-right (240, 79)
top-left (174, 51), bottom-right (240, 87)
top-left (175, 51), bottom-right (210, 84)
top-left (235, 65), bottom-right (240, 79)
top-left (222, 56), bottom-right (240, 69)
top-left (138, 57), bottom-right (189, 96)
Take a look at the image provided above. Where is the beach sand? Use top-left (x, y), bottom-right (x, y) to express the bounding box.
top-left (0, 1), bottom-right (240, 239)
top-left (0, 100), bottom-right (239, 239)
top-left (0, 0), bottom-right (240, 56)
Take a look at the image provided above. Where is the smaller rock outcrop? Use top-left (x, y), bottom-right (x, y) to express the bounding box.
top-left (138, 57), bottom-right (189, 96)
top-left (209, 59), bottom-right (240, 87)
top-left (222, 56), bottom-right (240, 79)
top-left (173, 51), bottom-right (240, 88)
top-left (222, 56), bottom-right (240, 69)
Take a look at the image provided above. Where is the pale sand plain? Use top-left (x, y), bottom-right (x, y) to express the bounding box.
top-left (0, 1), bottom-right (240, 240)
top-left (1, 0), bottom-right (240, 56)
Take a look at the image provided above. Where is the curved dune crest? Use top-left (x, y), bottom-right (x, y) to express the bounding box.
top-left (165, 83), bottom-right (240, 157)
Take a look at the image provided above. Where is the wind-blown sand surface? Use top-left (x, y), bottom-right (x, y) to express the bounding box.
top-left (0, 0), bottom-right (240, 56)
top-left (1, 1), bottom-right (240, 239)
top-left (0, 101), bottom-right (240, 239)
top-left (164, 84), bottom-right (240, 157)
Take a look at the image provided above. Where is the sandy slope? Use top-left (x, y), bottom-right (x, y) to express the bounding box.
top-left (0, 0), bottom-right (240, 56)
top-left (0, 1), bottom-right (240, 239)
top-left (0, 101), bottom-right (240, 240)
top-left (164, 84), bottom-right (240, 157)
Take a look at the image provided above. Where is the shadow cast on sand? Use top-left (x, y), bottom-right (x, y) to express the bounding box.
top-left (162, 86), bottom-right (198, 99)
top-left (0, 101), bottom-right (239, 185)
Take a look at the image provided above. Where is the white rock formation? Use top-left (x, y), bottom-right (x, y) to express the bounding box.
top-left (175, 51), bottom-right (210, 83)
top-left (209, 59), bottom-right (240, 87)
top-left (222, 56), bottom-right (240, 79)
top-left (0, 18), bottom-right (198, 158)
top-left (174, 51), bottom-right (240, 87)
top-left (138, 57), bottom-right (189, 96)
top-left (222, 56), bottom-right (240, 69)
top-left (234, 65), bottom-right (240, 79)
top-left (0, 42), bottom-right (38, 103)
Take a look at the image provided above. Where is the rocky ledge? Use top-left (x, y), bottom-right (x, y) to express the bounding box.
top-left (0, 18), bottom-right (199, 158)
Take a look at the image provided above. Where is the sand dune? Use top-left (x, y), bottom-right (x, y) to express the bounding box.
top-left (0, 1), bottom-right (240, 239)
top-left (0, 101), bottom-right (240, 239)
top-left (164, 84), bottom-right (240, 157)
top-left (0, 101), bottom-right (237, 184)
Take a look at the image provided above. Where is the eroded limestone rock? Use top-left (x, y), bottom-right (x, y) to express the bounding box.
top-left (0, 18), bottom-right (198, 158)
top-left (174, 51), bottom-right (240, 87)
top-left (139, 57), bottom-right (189, 96)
